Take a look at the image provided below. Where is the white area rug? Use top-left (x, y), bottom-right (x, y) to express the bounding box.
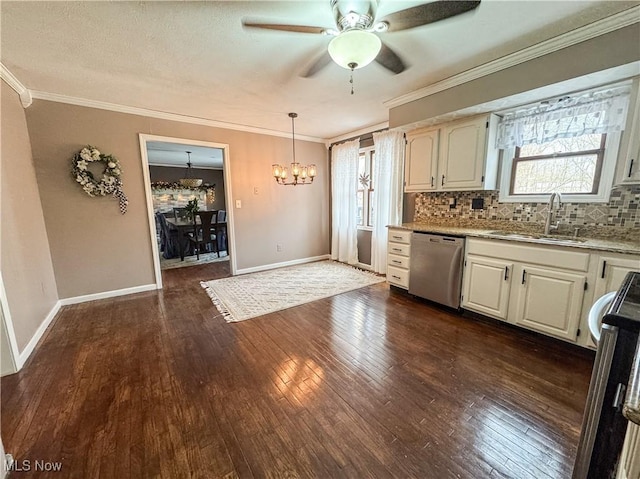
top-left (200, 260), bottom-right (385, 323)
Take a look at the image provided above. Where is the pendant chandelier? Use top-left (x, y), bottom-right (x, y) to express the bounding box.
top-left (272, 113), bottom-right (317, 186)
top-left (179, 151), bottom-right (203, 188)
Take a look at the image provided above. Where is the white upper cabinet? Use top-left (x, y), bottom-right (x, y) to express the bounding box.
top-left (404, 114), bottom-right (499, 192)
top-left (405, 128), bottom-right (439, 192)
top-left (617, 81), bottom-right (640, 184)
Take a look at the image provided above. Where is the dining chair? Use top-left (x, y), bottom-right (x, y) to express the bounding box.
top-left (186, 211), bottom-right (218, 259)
top-left (215, 210), bottom-right (228, 253)
top-left (156, 212), bottom-right (181, 259)
top-left (173, 207), bottom-right (189, 222)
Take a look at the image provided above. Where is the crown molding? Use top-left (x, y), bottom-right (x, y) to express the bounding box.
top-left (0, 63), bottom-right (32, 108)
top-left (28, 90), bottom-right (326, 144)
top-left (383, 5), bottom-right (640, 110)
top-left (325, 120), bottom-right (389, 147)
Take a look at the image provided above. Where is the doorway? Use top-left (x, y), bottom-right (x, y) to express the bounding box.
top-left (138, 134), bottom-right (236, 288)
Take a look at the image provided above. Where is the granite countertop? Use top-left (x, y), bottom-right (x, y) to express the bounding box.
top-left (390, 221), bottom-right (640, 255)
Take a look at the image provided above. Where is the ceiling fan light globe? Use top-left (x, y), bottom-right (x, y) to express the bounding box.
top-left (328, 30), bottom-right (381, 70)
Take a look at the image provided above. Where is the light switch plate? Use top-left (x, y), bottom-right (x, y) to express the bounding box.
top-left (235, 199), bottom-right (242, 209)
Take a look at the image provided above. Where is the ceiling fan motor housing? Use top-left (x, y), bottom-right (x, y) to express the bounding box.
top-left (331, 0), bottom-right (378, 31)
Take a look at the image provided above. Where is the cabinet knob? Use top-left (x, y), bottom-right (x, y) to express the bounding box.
top-left (629, 158), bottom-right (635, 178)
top-left (504, 266), bottom-right (509, 281)
top-left (441, 175), bottom-right (445, 186)
top-left (431, 176), bottom-right (434, 187)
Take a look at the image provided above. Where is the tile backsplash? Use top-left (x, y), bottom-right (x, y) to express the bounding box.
top-left (414, 185), bottom-right (640, 228)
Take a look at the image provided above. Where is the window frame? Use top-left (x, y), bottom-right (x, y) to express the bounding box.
top-left (357, 147), bottom-right (375, 230)
top-left (498, 131), bottom-right (621, 204)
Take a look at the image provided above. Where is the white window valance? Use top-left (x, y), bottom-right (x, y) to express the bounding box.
top-left (496, 85), bottom-right (631, 149)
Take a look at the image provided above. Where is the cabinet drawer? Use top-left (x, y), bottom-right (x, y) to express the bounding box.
top-left (388, 243), bottom-right (410, 257)
top-left (388, 266), bottom-right (409, 288)
top-left (388, 254), bottom-right (409, 269)
top-left (388, 229), bottom-right (411, 244)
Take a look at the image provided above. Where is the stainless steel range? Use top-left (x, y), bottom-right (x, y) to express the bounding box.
top-left (573, 271), bottom-right (640, 479)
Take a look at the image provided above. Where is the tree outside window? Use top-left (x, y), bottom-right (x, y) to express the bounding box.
top-left (511, 133), bottom-right (605, 195)
top-left (357, 149), bottom-right (375, 227)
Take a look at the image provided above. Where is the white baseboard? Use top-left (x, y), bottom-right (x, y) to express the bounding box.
top-left (16, 300), bottom-right (61, 370)
top-left (235, 255), bottom-right (331, 275)
top-left (356, 262), bottom-right (373, 271)
top-left (59, 283), bottom-right (158, 306)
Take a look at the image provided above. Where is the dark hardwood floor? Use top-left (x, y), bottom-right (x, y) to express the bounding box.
top-left (1, 261), bottom-right (594, 478)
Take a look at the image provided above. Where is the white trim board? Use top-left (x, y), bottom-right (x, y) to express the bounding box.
top-left (139, 133), bottom-right (238, 280)
top-left (325, 121), bottom-right (389, 147)
top-left (28, 90), bottom-right (325, 144)
top-left (59, 284), bottom-right (157, 306)
top-left (16, 301), bottom-right (61, 370)
top-left (0, 63), bottom-right (32, 108)
top-left (235, 254), bottom-right (331, 276)
top-left (0, 274), bottom-right (21, 373)
top-left (383, 5), bottom-right (640, 109)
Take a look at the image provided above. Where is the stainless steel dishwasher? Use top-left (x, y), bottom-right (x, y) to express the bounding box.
top-left (408, 232), bottom-right (465, 309)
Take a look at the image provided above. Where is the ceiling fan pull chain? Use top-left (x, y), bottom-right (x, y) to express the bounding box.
top-left (348, 62), bottom-right (356, 95)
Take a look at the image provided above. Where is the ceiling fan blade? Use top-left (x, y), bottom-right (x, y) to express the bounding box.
top-left (242, 21), bottom-right (327, 35)
top-left (300, 51), bottom-right (333, 78)
top-left (380, 0), bottom-right (481, 32)
top-left (375, 42), bottom-right (406, 74)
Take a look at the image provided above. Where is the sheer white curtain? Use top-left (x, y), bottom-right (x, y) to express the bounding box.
top-left (331, 138), bottom-right (360, 265)
top-left (371, 130), bottom-right (404, 274)
top-left (496, 85), bottom-right (630, 148)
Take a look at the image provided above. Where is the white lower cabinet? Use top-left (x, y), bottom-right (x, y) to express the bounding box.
top-left (462, 255), bottom-right (512, 320)
top-left (618, 422), bottom-right (640, 479)
top-left (463, 238), bottom-right (590, 344)
top-left (513, 265), bottom-right (586, 342)
top-left (387, 228), bottom-right (411, 289)
top-left (593, 255), bottom-right (640, 298)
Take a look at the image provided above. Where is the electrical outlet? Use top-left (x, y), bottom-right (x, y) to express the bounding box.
top-left (276, 244), bottom-right (283, 252)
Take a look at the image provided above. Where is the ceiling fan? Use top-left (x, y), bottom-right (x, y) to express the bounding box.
top-left (242, 0), bottom-right (481, 78)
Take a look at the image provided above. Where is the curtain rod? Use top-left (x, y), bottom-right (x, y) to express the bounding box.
top-left (329, 127), bottom-right (389, 149)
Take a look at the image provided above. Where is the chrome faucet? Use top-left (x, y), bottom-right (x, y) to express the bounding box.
top-left (544, 192), bottom-right (562, 235)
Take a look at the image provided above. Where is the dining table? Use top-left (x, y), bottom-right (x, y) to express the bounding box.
top-left (164, 215), bottom-right (227, 261)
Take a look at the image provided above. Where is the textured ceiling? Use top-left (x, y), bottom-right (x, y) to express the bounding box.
top-left (1, 1), bottom-right (637, 139)
top-left (147, 142), bottom-right (224, 169)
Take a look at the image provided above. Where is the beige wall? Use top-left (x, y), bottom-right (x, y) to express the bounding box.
top-left (390, 24), bottom-right (640, 128)
top-left (25, 101), bottom-right (330, 297)
top-left (1, 81), bottom-right (58, 352)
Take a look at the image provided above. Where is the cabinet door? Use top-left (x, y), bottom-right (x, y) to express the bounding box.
top-left (462, 255), bottom-right (513, 320)
top-left (514, 266), bottom-right (586, 342)
top-left (593, 255), bottom-right (640, 298)
top-left (620, 83), bottom-right (640, 184)
top-left (405, 129), bottom-right (439, 192)
top-left (439, 116), bottom-right (487, 190)
top-left (619, 423), bottom-right (640, 479)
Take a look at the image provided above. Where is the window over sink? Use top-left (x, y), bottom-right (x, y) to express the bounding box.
top-left (511, 133), bottom-right (606, 195)
top-left (497, 82), bottom-right (630, 203)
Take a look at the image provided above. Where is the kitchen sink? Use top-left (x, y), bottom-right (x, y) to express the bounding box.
top-left (487, 231), bottom-right (588, 244)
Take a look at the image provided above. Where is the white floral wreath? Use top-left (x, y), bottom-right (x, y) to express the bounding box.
top-left (71, 146), bottom-right (128, 214)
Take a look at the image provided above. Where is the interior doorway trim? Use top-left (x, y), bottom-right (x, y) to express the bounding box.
top-left (0, 273), bottom-right (20, 375)
top-left (138, 134), bottom-right (236, 287)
